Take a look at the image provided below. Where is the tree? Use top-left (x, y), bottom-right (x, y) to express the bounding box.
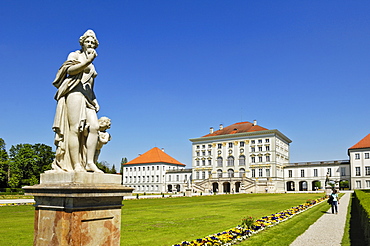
top-left (120, 157), bottom-right (127, 174)
top-left (111, 164), bottom-right (117, 174)
top-left (0, 138), bottom-right (9, 188)
top-left (8, 143), bottom-right (54, 188)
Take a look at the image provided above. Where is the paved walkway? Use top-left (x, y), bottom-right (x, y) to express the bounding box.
top-left (290, 191), bottom-right (352, 246)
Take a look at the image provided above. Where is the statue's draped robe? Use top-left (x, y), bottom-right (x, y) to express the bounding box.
top-left (52, 57), bottom-right (96, 172)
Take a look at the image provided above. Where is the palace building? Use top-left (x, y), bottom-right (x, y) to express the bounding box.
top-left (189, 121), bottom-right (292, 193)
top-left (122, 122), bottom-right (370, 193)
top-left (122, 147), bottom-right (189, 193)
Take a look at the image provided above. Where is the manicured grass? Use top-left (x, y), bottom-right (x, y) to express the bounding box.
top-left (121, 193), bottom-right (324, 246)
top-left (0, 193), bottom-right (324, 246)
top-left (0, 205), bottom-right (34, 246)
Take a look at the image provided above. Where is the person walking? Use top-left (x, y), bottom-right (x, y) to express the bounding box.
top-left (330, 189), bottom-right (340, 214)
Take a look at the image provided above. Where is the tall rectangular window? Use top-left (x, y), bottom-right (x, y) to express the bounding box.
top-left (266, 155), bottom-right (270, 162)
top-left (341, 167), bottom-right (346, 176)
top-left (366, 166), bottom-right (370, 176)
top-left (365, 153), bottom-right (370, 159)
top-left (218, 143), bottom-right (222, 149)
top-left (252, 169), bottom-right (255, 177)
top-left (258, 156), bottom-right (263, 162)
top-left (355, 153), bottom-right (360, 160)
top-left (251, 157), bottom-right (255, 163)
top-left (229, 142), bottom-right (233, 148)
top-left (314, 169), bottom-right (318, 177)
top-left (366, 180), bottom-right (370, 188)
top-left (266, 169), bottom-right (270, 177)
top-left (356, 167), bottom-right (361, 176)
top-left (259, 169), bottom-right (263, 177)
top-left (327, 168), bottom-right (332, 177)
top-left (300, 170), bottom-right (305, 177)
top-left (288, 170), bottom-right (292, 178)
top-left (356, 180), bottom-right (361, 188)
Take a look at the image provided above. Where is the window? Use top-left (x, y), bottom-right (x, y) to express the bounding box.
top-left (196, 145), bottom-right (200, 149)
top-left (196, 172), bottom-right (199, 179)
top-left (208, 160), bottom-right (212, 165)
top-left (217, 169), bottom-right (222, 178)
top-left (265, 139), bottom-right (270, 143)
top-left (202, 145), bottom-right (205, 149)
top-left (138, 167), bottom-right (140, 171)
top-left (341, 167), bottom-right (346, 176)
top-left (314, 169), bottom-right (318, 177)
top-left (218, 143), bottom-right (222, 149)
top-left (202, 160), bottom-right (205, 166)
top-left (266, 155), bottom-right (270, 162)
top-left (217, 157), bottom-right (223, 167)
top-left (259, 168), bottom-right (263, 177)
top-left (229, 142), bottom-right (233, 148)
top-left (196, 160), bottom-right (200, 166)
top-left (288, 170), bottom-right (292, 178)
top-left (202, 151), bottom-right (205, 156)
top-left (356, 181), bottom-right (361, 189)
top-left (258, 156), bottom-right (263, 162)
top-left (251, 140), bottom-right (255, 144)
top-left (265, 146), bottom-right (270, 151)
top-left (327, 168), bottom-right (332, 177)
top-left (239, 155), bottom-right (245, 166)
top-left (266, 169), bottom-right (270, 177)
top-left (176, 175), bottom-right (179, 181)
top-left (356, 167), bottom-right (361, 176)
top-left (258, 146), bottom-right (263, 151)
top-left (239, 168), bottom-right (245, 177)
top-left (251, 147), bottom-right (255, 152)
top-left (208, 144), bottom-right (212, 148)
top-left (240, 142), bottom-right (245, 147)
top-left (156, 175), bottom-right (159, 182)
top-left (228, 169), bottom-right (234, 178)
top-left (366, 180), bottom-right (370, 188)
top-left (157, 166), bottom-right (159, 170)
top-left (202, 171), bottom-right (206, 179)
top-left (300, 170), bottom-right (305, 177)
top-left (366, 153), bottom-right (370, 159)
top-left (227, 156), bottom-right (234, 166)
top-left (252, 169), bottom-right (256, 177)
top-left (355, 153), bottom-right (360, 160)
top-left (366, 166), bottom-right (370, 176)
top-left (258, 139), bottom-right (262, 144)
top-left (208, 151), bottom-right (211, 155)
top-left (196, 152), bottom-right (200, 156)
top-left (251, 157), bottom-right (255, 163)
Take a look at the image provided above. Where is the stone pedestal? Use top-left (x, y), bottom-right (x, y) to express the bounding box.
top-left (23, 173), bottom-right (133, 246)
top-left (185, 188), bottom-right (192, 197)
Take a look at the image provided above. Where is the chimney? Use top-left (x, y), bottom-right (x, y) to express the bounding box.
top-left (253, 120), bottom-right (257, 126)
top-left (219, 124), bottom-right (223, 130)
top-left (210, 127), bottom-right (214, 134)
top-left (161, 148), bottom-right (165, 152)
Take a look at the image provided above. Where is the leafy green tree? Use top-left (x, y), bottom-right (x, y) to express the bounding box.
top-left (0, 138), bottom-right (9, 188)
top-left (111, 164), bottom-right (117, 174)
top-left (120, 157), bottom-right (127, 174)
top-left (8, 143), bottom-right (54, 188)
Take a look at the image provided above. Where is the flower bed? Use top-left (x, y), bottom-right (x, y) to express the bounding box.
top-left (173, 197), bottom-right (326, 246)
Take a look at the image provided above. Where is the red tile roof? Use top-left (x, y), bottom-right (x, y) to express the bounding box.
top-left (349, 134), bottom-right (370, 150)
top-left (124, 147), bottom-right (185, 166)
top-left (202, 122), bottom-right (268, 137)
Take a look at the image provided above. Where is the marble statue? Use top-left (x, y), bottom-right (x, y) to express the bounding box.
top-left (94, 117), bottom-right (112, 164)
top-left (50, 30), bottom-right (104, 173)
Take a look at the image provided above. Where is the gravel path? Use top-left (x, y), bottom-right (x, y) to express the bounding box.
top-left (290, 191), bottom-right (352, 246)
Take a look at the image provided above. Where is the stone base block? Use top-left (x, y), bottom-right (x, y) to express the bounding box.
top-left (24, 173), bottom-right (134, 246)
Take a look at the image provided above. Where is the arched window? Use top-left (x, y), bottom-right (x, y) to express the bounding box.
top-left (239, 155), bottom-right (245, 166)
top-left (227, 156), bottom-right (234, 166)
top-left (217, 169), bottom-right (223, 178)
top-left (239, 168), bottom-right (245, 177)
top-left (217, 157), bottom-right (223, 167)
top-left (228, 169), bottom-right (234, 178)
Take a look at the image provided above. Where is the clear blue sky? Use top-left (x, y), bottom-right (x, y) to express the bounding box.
top-left (1, 1), bottom-right (370, 168)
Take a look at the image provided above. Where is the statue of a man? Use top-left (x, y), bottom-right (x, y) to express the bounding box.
top-left (50, 30), bottom-right (104, 173)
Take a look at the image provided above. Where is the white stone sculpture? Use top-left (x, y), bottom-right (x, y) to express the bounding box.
top-left (94, 117), bottom-right (112, 164)
top-left (51, 30), bottom-right (104, 173)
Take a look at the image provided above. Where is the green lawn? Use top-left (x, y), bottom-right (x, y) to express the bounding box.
top-left (0, 193), bottom-right (325, 246)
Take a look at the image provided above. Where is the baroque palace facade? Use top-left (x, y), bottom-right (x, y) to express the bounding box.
top-left (189, 121), bottom-right (291, 193)
top-left (122, 121), bottom-right (370, 193)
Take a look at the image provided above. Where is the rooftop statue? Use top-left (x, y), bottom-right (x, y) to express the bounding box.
top-left (50, 30), bottom-right (105, 173)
